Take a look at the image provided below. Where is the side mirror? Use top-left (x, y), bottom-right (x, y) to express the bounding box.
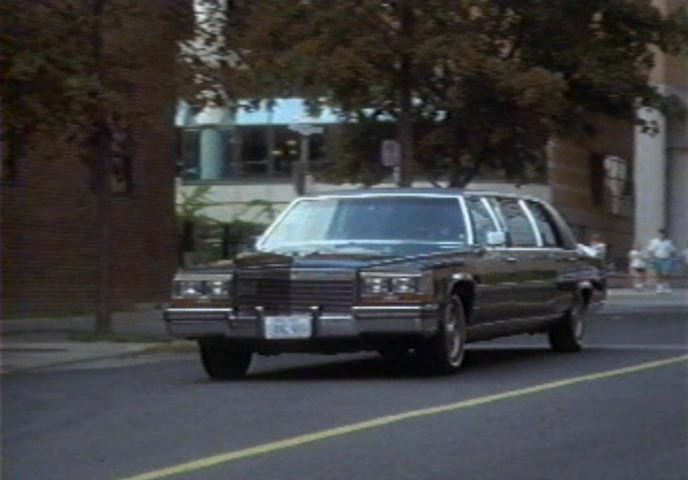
top-left (240, 235), bottom-right (261, 254)
top-left (486, 231), bottom-right (507, 246)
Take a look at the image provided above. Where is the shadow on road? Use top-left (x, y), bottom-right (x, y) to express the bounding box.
top-left (241, 347), bottom-right (555, 382)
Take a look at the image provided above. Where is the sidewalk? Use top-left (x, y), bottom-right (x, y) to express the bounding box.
top-left (1, 289), bottom-right (685, 375)
top-left (0, 307), bottom-right (187, 375)
top-left (606, 288), bottom-right (688, 308)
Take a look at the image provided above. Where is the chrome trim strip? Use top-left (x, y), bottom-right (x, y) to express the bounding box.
top-left (481, 197), bottom-right (502, 233)
top-left (319, 315), bottom-right (353, 321)
top-left (489, 247), bottom-right (568, 252)
top-left (289, 269), bottom-right (356, 281)
top-left (458, 195), bottom-right (474, 246)
top-left (352, 305), bottom-right (439, 312)
top-left (519, 199), bottom-right (543, 247)
top-left (165, 308), bottom-right (233, 315)
top-left (172, 273), bottom-right (233, 281)
top-left (360, 272), bottom-right (422, 278)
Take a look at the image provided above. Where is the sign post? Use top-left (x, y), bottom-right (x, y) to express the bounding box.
top-left (288, 124), bottom-right (324, 195)
top-left (381, 139), bottom-right (401, 185)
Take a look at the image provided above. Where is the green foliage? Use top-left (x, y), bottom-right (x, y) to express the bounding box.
top-left (176, 188), bottom-right (279, 264)
top-left (224, 0), bottom-right (688, 186)
top-left (177, 185), bottom-right (217, 224)
top-left (0, 0), bottom-right (193, 162)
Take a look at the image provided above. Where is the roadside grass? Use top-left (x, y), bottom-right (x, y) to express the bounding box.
top-left (67, 333), bottom-right (198, 353)
top-left (68, 332), bottom-right (171, 343)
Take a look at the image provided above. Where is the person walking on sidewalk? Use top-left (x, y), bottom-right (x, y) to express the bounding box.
top-left (628, 244), bottom-right (647, 290)
top-left (646, 229), bottom-right (676, 293)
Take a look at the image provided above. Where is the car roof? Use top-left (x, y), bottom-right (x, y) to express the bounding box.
top-left (311, 188), bottom-right (464, 197)
top-left (308, 187), bottom-right (545, 202)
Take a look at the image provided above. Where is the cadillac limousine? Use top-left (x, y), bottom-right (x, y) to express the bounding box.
top-left (164, 189), bottom-right (606, 379)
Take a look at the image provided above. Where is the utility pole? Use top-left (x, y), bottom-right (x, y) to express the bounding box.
top-left (397, 0), bottom-right (414, 187)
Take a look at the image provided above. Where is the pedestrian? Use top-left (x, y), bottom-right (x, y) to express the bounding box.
top-left (587, 233), bottom-right (607, 259)
top-left (628, 244), bottom-right (647, 290)
top-left (646, 229), bottom-right (676, 293)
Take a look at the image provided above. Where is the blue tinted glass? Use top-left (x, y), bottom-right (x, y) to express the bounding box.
top-left (262, 196), bottom-right (468, 254)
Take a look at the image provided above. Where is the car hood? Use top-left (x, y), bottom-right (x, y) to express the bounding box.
top-left (232, 248), bottom-right (473, 271)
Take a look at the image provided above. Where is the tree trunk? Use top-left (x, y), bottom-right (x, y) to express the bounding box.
top-left (94, 133), bottom-right (113, 335)
top-left (397, 0), bottom-right (414, 187)
top-left (91, 0), bottom-right (112, 335)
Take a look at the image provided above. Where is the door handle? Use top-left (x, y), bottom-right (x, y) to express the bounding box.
top-left (503, 256), bottom-right (518, 263)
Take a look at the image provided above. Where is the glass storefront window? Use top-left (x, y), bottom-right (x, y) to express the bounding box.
top-left (177, 125), bottom-right (334, 181)
top-left (179, 128), bottom-right (234, 181)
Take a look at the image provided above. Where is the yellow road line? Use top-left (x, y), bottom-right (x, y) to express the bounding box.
top-left (119, 354), bottom-right (688, 480)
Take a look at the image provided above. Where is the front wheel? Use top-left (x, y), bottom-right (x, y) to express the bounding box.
top-left (416, 295), bottom-right (467, 374)
top-left (548, 294), bottom-right (588, 352)
top-left (199, 339), bottom-right (252, 380)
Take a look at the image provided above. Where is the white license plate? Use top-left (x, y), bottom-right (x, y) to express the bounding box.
top-left (264, 315), bottom-right (312, 339)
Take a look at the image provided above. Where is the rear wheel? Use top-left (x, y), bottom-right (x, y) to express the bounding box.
top-left (548, 293), bottom-right (588, 352)
top-left (416, 295), bottom-right (467, 374)
top-left (198, 339), bottom-right (252, 380)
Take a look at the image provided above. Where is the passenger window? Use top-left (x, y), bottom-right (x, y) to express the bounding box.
top-left (496, 199), bottom-right (537, 247)
top-left (526, 201), bottom-right (562, 247)
top-left (466, 197), bottom-right (498, 245)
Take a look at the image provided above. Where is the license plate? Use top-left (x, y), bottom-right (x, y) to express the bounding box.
top-left (264, 315), bottom-right (312, 339)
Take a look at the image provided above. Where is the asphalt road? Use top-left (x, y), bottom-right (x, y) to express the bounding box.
top-left (3, 299), bottom-right (687, 480)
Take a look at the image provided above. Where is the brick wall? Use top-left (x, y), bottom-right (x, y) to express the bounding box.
top-left (548, 116), bottom-right (635, 269)
top-left (0, 1), bottom-right (185, 318)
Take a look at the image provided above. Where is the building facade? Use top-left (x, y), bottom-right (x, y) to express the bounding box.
top-left (0, 1), bottom-right (183, 318)
top-left (634, 0), bottom-right (688, 248)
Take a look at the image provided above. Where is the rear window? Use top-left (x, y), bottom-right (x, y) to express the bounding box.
top-left (495, 198), bottom-right (537, 247)
top-left (526, 201), bottom-right (563, 247)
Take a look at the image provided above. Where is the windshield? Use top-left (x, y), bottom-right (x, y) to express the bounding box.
top-left (259, 196), bottom-right (469, 256)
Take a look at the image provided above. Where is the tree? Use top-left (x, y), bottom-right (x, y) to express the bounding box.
top-left (223, 0), bottom-right (687, 186)
top-left (0, 0), bottom-right (193, 333)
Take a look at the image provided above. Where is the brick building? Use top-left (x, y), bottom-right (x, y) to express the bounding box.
top-left (549, 0), bottom-right (688, 265)
top-left (0, 1), bottom-right (186, 319)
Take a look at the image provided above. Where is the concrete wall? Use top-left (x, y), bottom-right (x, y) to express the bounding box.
top-left (635, 0), bottom-right (688, 249)
top-left (176, 179), bottom-right (552, 225)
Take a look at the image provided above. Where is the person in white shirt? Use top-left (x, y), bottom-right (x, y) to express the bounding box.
top-left (646, 229), bottom-right (676, 293)
top-left (587, 233), bottom-right (607, 259)
top-left (628, 244), bottom-right (647, 290)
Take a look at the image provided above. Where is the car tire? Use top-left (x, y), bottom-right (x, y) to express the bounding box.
top-left (198, 339), bottom-right (252, 380)
top-left (416, 294), bottom-right (467, 374)
top-left (548, 293), bottom-right (588, 353)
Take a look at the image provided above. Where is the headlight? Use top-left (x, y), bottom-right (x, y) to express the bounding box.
top-left (390, 276), bottom-right (420, 294)
top-left (361, 273), bottom-right (426, 296)
top-left (172, 274), bottom-right (233, 299)
top-left (175, 280), bottom-right (205, 297)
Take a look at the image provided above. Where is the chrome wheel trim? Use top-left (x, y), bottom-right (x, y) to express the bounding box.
top-left (445, 299), bottom-right (464, 367)
top-left (572, 300), bottom-right (586, 340)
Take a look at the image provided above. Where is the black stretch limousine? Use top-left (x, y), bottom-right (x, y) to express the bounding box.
top-left (164, 189), bottom-right (606, 379)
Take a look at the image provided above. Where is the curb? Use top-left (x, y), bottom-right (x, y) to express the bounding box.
top-left (0, 341), bottom-right (196, 376)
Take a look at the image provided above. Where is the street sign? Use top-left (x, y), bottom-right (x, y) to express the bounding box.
top-left (381, 139), bottom-right (401, 167)
top-left (288, 124), bottom-right (324, 136)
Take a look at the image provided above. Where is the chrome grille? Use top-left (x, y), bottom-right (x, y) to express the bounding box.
top-left (236, 269), bottom-right (356, 313)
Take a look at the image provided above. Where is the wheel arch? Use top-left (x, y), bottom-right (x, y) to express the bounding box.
top-left (448, 274), bottom-right (476, 324)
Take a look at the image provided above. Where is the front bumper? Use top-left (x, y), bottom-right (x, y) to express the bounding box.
top-left (163, 305), bottom-right (441, 340)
